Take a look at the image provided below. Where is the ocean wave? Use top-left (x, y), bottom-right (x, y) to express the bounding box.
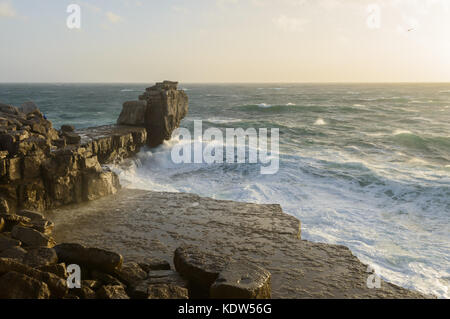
top-left (205, 117), bottom-right (242, 124)
top-left (314, 118), bottom-right (326, 126)
top-left (120, 89), bottom-right (138, 92)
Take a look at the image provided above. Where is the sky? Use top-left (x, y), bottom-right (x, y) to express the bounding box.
top-left (0, 0), bottom-right (449, 83)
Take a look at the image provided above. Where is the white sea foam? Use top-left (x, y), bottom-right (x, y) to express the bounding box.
top-left (314, 118), bottom-right (326, 125)
top-left (111, 142), bottom-right (450, 298)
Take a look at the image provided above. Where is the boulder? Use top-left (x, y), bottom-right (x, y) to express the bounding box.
top-left (54, 243), bottom-right (123, 274)
top-left (0, 198), bottom-right (9, 214)
top-left (96, 285), bottom-right (130, 299)
top-left (22, 247), bottom-right (58, 268)
top-left (18, 102), bottom-right (39, 115)
top-left (174, 246), bottom-right (230, 294)
top-left (0, 246), bottom-right (27, 261)
top-left (0, 258), bottom-right (67, 298)
top-left (90, 270), bottom-right (125, 287)
top-left (117, 101), bottom-right (147, 126)
top-left (81, 279), bottom-right (102, 291)
top-left (61, 125), bottom-right (75, 133)
top-left (16, 210), bottom-right (55, 235)
top-left (0, 103), bottom-right (20, 115)
top-left (38, 263), bottom-right (67, 279)
top-left (0, 234), bottom-right (21, 252)
top-left (83, 170), bottom-right (120, 201)
top-left (138, 257), bottom-right (171, 272)
top-left (210, 262), bottom-right (271, 299)
top-left (72, 286), bottom-right (97, 299)
top-left (0, 271), bottom-right (51, 299)
top-left (63, 132), bottom-right (81, 145)
top-left (0, 214), bottom-right (31, 232)
top-left (11, 225), bottom-right (55, 248)
top-left (147, 284), bottom-right (189, 299)
top-left (114, 262), bottom-right (147, 287)
top-left (131, 270), bottom-right (188, 299)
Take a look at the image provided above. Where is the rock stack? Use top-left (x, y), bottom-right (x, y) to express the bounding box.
top-left (117, 81), bottom-right (189, 147)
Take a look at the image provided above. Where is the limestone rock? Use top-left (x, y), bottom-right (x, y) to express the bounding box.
top-left (96, 285), bottom-right (130, 299)
top-left (131, 270), bottom-right (188, 299)
top-left (147, 284), bottom-right (189, 299)
top-left (72, 286), bottom-right (97, 299)
top-left (0, 213), bottom-right (31, 232)
top-left (0, 218), bottom-right (3, 232)
top-left (17, 210), bottom-right (54, 235)
top-left (0, 234), bottom-right (21, 252)
top-left (0, 198), bottom-right (9, 214)
top-left (174, 246), bottom-right (230, 293)
top-left (63, 132), bottom-right (81, 145)
top-left (82, 279), bottom-right (102, 291)
top-left (61, 125), bottom-right (75, 133)
top-left (22, 247), bottom-right (58, 268)
top-left (117, 101), bottom-right (147, 126)
top-left (19, 102), bottom-right (39, 115)
top-left (0, 258), bottom-right (67, 298)
top-left (114, 262), bottom-right (147, 287)
top-left (138, 257), bottom-right (171, 272)
top-left (38, 263), bottom-right (67, 279)
top-left (0, 271), bottom-right (51, 299)
top-left (54, 243), bottom-right (123, 274)
top-left (83, 170), bottom-right (120, 201)
top-left (11, 225), bottom-right (55, 248)
top-left (116, 81), bottom-right (189, 147)
top-left (0, 246), bottom-right (27, 261)
top-left (90, 270), bottom-right (125, 287)
top-left (210, 262), bottom-right (271, 299)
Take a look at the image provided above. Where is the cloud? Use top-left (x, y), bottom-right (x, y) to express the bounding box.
top-left (106, 11), bottom-right (123, 24)
top-left (273, 15), bottom-right (308, 32)
top-left (0, 1), bottom-right (16, 18)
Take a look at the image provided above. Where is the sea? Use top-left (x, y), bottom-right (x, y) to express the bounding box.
top-left (1, 83), bottom-right (449, 298)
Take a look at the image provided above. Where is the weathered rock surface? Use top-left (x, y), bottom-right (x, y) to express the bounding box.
top-left (96, 285), bottom-right (130, 299)
top-left (11, 226), bottom-right (55, 248)
top-left (54, 243), bottom-right (123, 274)
top-left (0, 271), bottom-right (51, 299)
top-left (139, 257), bottom-right (171, 272)
top-left (210, 262), bottom-right (271, 299)
top-left (147, 284), bottom-right (189, 299)
top-left (114, 262), bottom-right (147, 287)
top-left (117, 101), bottom-right (147, 126)
top-left (0, 258), bottom-right (68, 298)
top-left (1, 102), bottom-right (147, 213)
top-left (47, 189), bottom-right (430, 299)
top-left (22, 247), bottom-right (58, 268)
top-left (0, 246), bottom-right (27, 261)
top-left (131, 270), bottom-right (188, 299)
top-left (117, 81), bottom-right (189, 147)
top-left (0, 234), bottom-right (21, 252)
top-left (174, 246), bottom-right (230, 294)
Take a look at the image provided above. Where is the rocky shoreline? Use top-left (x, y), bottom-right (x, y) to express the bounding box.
top-left (0, 81), bottom-right (430, 299)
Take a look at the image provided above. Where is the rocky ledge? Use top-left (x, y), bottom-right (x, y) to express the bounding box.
top-left (0, 208), bottom-right (271, 299)
top-left (46, 189), bottom-right (429, 299)
top-left (0, 81), bottom-right (188, 213)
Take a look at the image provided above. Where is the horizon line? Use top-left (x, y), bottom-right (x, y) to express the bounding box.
top-left (1, 81), bottom-right (450, 85)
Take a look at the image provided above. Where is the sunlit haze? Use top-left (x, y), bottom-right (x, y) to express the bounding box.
top-left (1, 0), bottom-right (449, 82)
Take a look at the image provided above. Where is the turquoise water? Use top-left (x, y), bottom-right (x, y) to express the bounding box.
top-left (1, 83), bottom-right (449, 298)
